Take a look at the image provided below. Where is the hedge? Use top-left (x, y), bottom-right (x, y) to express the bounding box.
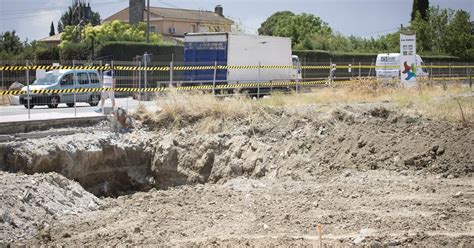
top-left (35, 46), bottom-right (60, 61)
top-left (96, 42), bottom-right (184, 62)
top-left (293, 50), bottom-right (464, 63)
top-left (60, 42), bottom-right (91, 61)
top-left (56, 41), bottom-right (468, 64)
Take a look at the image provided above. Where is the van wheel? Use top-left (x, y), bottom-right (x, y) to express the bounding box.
top-left (24, 104), bottom-right (34, 109)
top-left (48, 95), bottom-right (59, 108)
top-left (89, 94), bottom-right (99, 106)
top-left (66, 103), bottom-right (75, 108)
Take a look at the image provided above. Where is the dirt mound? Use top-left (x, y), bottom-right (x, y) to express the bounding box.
top-left (145, 104), bottom-right (472, 188)
top-left (0, 171), bottom-right (100, 244)
top-left (1, 105), bottom-right (472, 194)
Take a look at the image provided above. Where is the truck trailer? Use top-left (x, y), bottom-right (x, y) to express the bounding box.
top-left (183, 32), bottom-right (302, 93)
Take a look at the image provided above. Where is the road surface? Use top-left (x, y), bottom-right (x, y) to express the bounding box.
top-left (0, 98), bottom-right (157, 123)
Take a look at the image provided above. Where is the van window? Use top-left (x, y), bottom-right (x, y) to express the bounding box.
top-left (60, 73), bottom-right (74, 86)
top-left (89, 72), bottom-right (100, 84)
top-left (33, 72), bottom-right (59, 85)
top-left (78, 72), bottom-right (90, 85)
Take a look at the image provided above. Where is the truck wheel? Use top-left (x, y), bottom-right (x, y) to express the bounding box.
top-left (24, 104), bottom-right (34, 109)
top-left (89, 94), bottom-right (99, 106)
top-left (48, 95), bottom-right (59, 108)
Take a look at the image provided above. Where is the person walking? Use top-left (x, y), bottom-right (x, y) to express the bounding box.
top-left (95, 64), bottom-right (116, 113)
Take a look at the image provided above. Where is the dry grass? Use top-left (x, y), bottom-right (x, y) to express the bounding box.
top-left (390, 83), bottom-right (473, 124)
top-left (136, 90), bottom-right (272, 132)
top-left (135, 79), bottom-right (473, 129)
top-left (260, 79), bottom-right (473, 124)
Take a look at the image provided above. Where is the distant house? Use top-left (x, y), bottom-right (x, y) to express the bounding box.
top-left (38, 33), bottom-right (62, 47)
top-left (103, 1), bottom-right (233, 44)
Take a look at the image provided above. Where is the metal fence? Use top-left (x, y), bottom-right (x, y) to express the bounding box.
top-left (0, 59), bottom-right (472, 122)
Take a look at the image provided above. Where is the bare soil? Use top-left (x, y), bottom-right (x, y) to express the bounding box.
top-left (1, 99), bottom-right (473, 247)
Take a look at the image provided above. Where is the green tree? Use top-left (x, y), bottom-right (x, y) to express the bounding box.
top-left (0, 31), bottom-right (23, 55)
top-left (410, 11), bottom-right (432, 53)
top-left (445, 10), bottom-right (473, 58)
top-left (411, 0), bottom-right (430, 21)
top-left (258, 11), bottom-right (295, 36)
top-left (49, 22), bottom-right (56, 36)
top-left (259, 12), bottom-right (331, 47)
top-left (60, 0), bottom-right (100, 27)
top-left (57, 21), bottom-right (64, 33)
top-left (60, 20), bottom-right (164, 47)
top-left (428, 6), bottom-right (452, 53)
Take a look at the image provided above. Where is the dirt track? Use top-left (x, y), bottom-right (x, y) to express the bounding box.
top-left (1, 97), bottom-right (473, 246)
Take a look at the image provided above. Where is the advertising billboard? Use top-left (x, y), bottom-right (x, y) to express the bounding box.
top-left (400, 33), bottom-right (417, 86)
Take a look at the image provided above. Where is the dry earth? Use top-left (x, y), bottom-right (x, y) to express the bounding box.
top-left (0, 94), bottom-right (473, 247)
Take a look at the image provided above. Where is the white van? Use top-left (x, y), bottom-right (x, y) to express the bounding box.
top-left (376, 53), bottom-right (428, 79)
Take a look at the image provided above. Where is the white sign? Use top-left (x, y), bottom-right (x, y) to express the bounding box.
top-left (400, 33), bottom-right (417, 87)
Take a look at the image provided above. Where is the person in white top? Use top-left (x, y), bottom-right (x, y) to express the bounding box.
top-left (95, 64), bottom-right (116, 113)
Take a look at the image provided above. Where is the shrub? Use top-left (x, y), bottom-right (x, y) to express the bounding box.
top-left (59, 42), bottom-right (91, 60)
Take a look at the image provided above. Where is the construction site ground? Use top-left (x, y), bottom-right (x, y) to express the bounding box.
top-left (0, 86), bottom-right (473, 247)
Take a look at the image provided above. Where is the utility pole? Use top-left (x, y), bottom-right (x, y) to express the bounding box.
top-left (146, 0), bottom-right (150, 43)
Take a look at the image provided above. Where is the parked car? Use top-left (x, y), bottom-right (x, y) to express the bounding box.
top-left (20, 69), bottom-right (101, 109)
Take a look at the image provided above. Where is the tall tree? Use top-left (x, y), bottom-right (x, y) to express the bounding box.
top-left (57, 21), bottom-right (64, 33)
top-left (0, 31), bottom-right (23, 54)
top-left (258, 11), bottom-right (295, 36)
top-left (258, 12), bottom-right (331, 47)
top-left (410, 11), bottom-right (432, 53)
top-left (49, 22), bottom-right (56, 36)
top-left (60, 0), bottom-right (100, 27)
top-left (445, 10), bottom-right (473, 58)
top-left (411, 0), bottom-right (430, 21)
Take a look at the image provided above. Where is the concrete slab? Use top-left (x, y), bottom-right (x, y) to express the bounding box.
top-left (0, 116), bottom-right (106, 135)
top-left (0, 111), bottom-right (103, 123)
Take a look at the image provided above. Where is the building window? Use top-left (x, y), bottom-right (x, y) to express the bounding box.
top-left (192, 24), bottom-right (197, 33)
top-left (149, 26), bottom-right (156, 34)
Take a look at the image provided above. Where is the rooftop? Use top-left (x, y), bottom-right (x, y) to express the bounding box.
top-left (104, 6), bottom-right (234, 24)
top-left (38, 33), bottom-right (62, 42)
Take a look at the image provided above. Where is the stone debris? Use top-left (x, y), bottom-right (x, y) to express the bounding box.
top-left (0, 172), bottom-right (101, 243)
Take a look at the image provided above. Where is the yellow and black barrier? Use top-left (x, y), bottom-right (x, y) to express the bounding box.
top-left (2, 76), bottom-right (470, 96)
top-left (0, 80), bottom-right (331, 95)
top-left (1, 64), bottom-right (472, 71)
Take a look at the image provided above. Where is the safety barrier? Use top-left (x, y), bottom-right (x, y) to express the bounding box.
top-left (1, 64), bottom-right (473, 71)
top-left (3, 75), bottom-right (471, 96)
top-left (0, 80), bottom-right (334, 95)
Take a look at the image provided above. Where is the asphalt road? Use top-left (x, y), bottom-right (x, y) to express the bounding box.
top-left (0, 98), bottom-right (157, 122)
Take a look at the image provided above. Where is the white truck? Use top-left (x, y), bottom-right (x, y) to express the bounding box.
top-left (376, 53), bottom-right (429, 79)
top-left (183, 32), bottom-right (302, 93)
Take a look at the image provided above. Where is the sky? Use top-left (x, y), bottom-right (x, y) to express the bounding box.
top-left (0, 0), bottom-right (472, 42)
